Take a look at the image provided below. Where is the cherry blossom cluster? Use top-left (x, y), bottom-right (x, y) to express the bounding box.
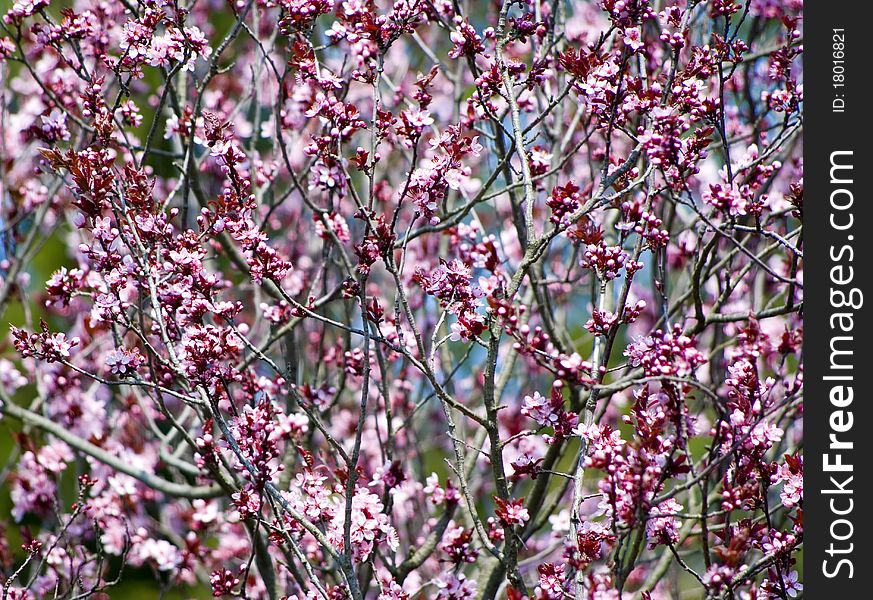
top-left (0, 0), bottom-right (802, 598)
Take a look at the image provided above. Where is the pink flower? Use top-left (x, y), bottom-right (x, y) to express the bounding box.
top-left (646, 498), bottom-right (683, 548)
top-left (623, 27), bottom-right (644, 51)
top-left (537, 562), bottom-right (567, 598)
top-left (434, 573), bottom-right (477, 599)
top-left (105, 348), bottom-right (145, 376)
top-left (133, 538), bottom-right (180, 571)
top-left (494, 496), bottom-right (530, 527)
top-left (0, 358), bottom-right (27, 392)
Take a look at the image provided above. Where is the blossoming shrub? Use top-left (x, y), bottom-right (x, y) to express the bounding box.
top-left (0, 0), bottom-right (802, 598)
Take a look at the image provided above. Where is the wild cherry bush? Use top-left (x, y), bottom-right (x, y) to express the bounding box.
top-left (0, 0), bottom-right (803, 598)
